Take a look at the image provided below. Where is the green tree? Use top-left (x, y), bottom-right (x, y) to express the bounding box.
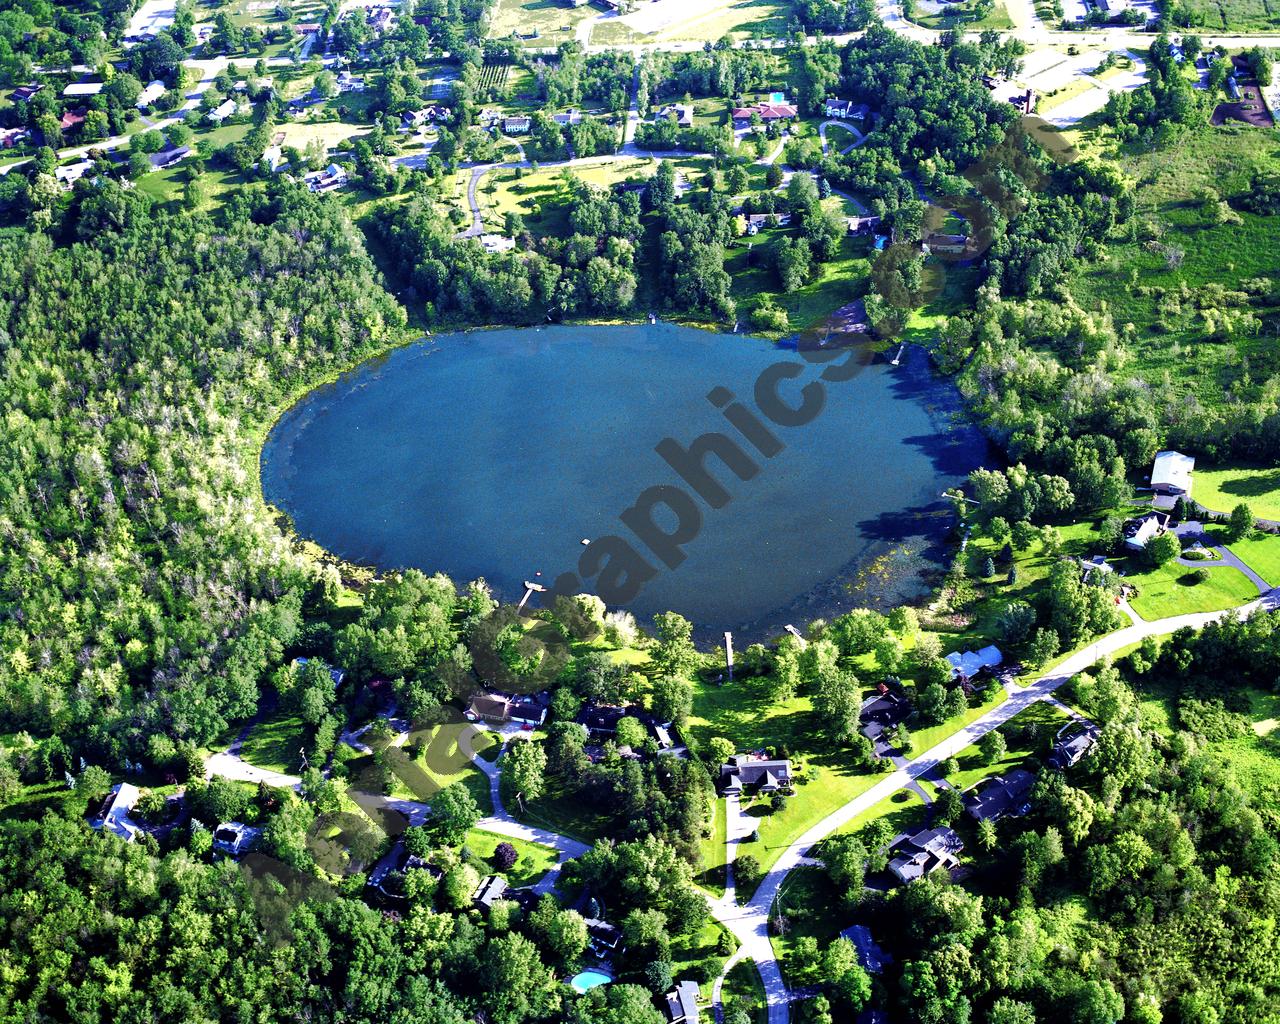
top-left (503, 737), bottom-right (548, 803)
top-left (427, 782), bottom-right (481, 845)
top-left (1228, 502), bottom-right (1254, 542)
top-left (979, 729), bottom-right (1007, 766)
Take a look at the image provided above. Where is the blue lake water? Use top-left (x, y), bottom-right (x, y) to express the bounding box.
top-left (261, 324), bottom-right (991, 640)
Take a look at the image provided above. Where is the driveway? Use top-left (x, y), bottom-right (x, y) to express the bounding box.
top-left (1174, 519), bottom-right (1270, 593)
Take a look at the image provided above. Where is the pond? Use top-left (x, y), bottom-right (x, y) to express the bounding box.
top-left (261, 324), bottom-right (991, 641)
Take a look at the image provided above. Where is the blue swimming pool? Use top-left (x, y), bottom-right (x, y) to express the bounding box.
top-left (569, 970), bottom-right (611, 993)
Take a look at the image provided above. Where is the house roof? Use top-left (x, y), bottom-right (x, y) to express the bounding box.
top-left (63, 82), bottom-right (103, 97)
top-left (947, 645), bottom-right (1002, 679)
top-left (964, 767), bottom-right (1036, 821)
top-left (149, 146), bottom-right (189, 168)
top-left (733, 102), bottom-right (798, 120)
top-left (664, 980), bottom-right (700, 1022)
top-left (720, 757), bottom-right (791, 789)
top-left (473, 874), bottom-right (508, 907)
top-left (137, 80), bottom-right (166, 106)
top-left (841, 923), bottom-right (891, 973)
top-left (1048, 727), bottom-right (1098, 769)
top-left (1151, 450), bottom-right (1195, 492)
top-left (888, 827), bottom-right (963, 882)
top-left (97, 782), bottom-right (141, 841)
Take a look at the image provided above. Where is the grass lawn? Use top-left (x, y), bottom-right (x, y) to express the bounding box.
top-left (906, 684), bottom-right (1007, 756)
top-left (590, 0), bottom-right (791, 45)
top-left (722, 958), bottom-right (768, 1024)
top-left (1130, 674), bottom-right (1280, 804)
top-left (489, 0), bottom-right (594, 42)
top-left (1195, 463), bottom-right (1280, 521)
top-left (464, 828), bottom-right (560, 887)
top-left (240, 712), bottom-right (308, 774)
top-left (346, 724), bottom-right (497, 813)
top-left (500, 774), bottom-right (613, 846)
top-left (1125, 557), bottom-right (1258, 621)
top-left (914, 0), bottom-right (1013, 29)
top-left (698, 798), bottom-right (728, 896)
top-left (689, 678), bottom-right (881, 878)
top-left (768, 866), bottom-right (846, 984)
top-left (1220, 530), bottom-right (1280, 589)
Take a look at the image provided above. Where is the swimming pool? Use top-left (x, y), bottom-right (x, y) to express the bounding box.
top-left (569, 970), bottom-right (611, 993)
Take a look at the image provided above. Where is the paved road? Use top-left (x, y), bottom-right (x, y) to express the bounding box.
top-left (708, 592), bottom-right (1278, 1024)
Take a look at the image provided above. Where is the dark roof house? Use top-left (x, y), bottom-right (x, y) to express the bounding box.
top-left (887, 827), bottom-right (963, 884)
top-left (663, 979), bottom-right (700, 1022)
top-left (1047, 724), bottom-right (1099, 770)
top-left (841, 924), bottom-right (891, 974)
top-left (472, 874), bottom-right (509, 910)
top-left (719, 754), bottom-right (792, 795)
top-left (964, 768), bottom-right (1036, 822)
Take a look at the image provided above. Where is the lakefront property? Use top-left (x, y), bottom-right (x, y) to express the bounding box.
top-left (6, 3), bottom-right (1280, 1024)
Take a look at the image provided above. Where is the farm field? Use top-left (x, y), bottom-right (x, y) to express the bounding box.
top-left (488, 0), bottom-right (596, 42)
top-left (590, 0), bottom-right (791, 44)
top-left (1177, 0), bottom-right (1280, 31)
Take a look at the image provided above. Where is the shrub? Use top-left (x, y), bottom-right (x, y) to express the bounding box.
top-left (493, 841), bottom-right (518, 871)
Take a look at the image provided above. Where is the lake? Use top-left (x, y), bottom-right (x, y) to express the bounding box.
top-left (261, 324), bottom-right (991, 640)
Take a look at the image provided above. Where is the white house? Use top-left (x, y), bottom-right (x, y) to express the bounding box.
top-left (207, 98), bottom-right (237, 124)
top-left (94, 782), bottom-right (142, 842)
top-left (136, 79), bottom-right (166, 108)
top-left (54, 159), bottom-right (94, 189)
top-left (62, 81), bottom-right (104, 98)
top-left (1151, 450), bottom-right (1195, 497)
top-left (656, 103), bottom-right (694, 127)
top-left (478, 234), bottom-right (516, 254)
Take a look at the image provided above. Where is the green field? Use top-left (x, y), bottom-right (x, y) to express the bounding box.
top-left (463, 828), bottom-right (560, 887)
top-left (698, 798), bottom-right (728, 895)
top-left (1070, 129), bottom-right (1280, 409)
top-left (1220, 530), bottom-right (1280, 588)
top-left (1196, 464), bottom-right (1280, 521)
top-left (913, 0), bottom-right (1014, 30)
top-left (589, 0), bottom-right (791, 46)
top-left (488, 0), bottom-right (595, 43)
top-left (1177, 0), bottom-right (1280, 31)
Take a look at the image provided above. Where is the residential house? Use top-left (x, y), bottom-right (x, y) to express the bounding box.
top-left (260, 145), bottom-right (287, 172)
top-left (1079, 554), bottom-right (1114, 583)
top-left (585, 917), bottom-right (622, 957)
top-left (964, 767), bottom-right (1036, 822)
top-left (923, 233), bottom-right (968, 255)
top-left (54, 159), bottom-right (94, 188)
top-left (502, 115), bottom-right (532, 134)
top-left (841, 924), bottom-right (891, 975)
top-left (207, 98), bottom-right (237, 124)
top-left (745, 212), bottom-right (791, 234)
top-left (472, 874), bottom-right (509, 911)
top-left (731, 101), bottom-right (798, 128)
top-left (59, 109), bottom-right (85, 132)
top-left (824, 98), bottom-right (870, 121)
top-left (11, 83), bottom-right (43, 102)
top-left (657, 103), bottom-right (694, 127)
top-left (478, 234), bottom-right (517, 254)
top-left (847, 214), bottom-right (882, 234)
top-left (464, 690), bottom-right (547, 727)
top-left (149, 146), bottom-right (190, 170)
top-left (718, 754), bottom-right (792, 795)
top-left (859, 688), bottom-right (911, 742)
top-left (477, 108), bottom-right (502, 128)
top-left (553, 108), bottom-right (583, 126)
top-left (367, 837), bottom-right (438, 903)
top-left (0, 127), bottom-right (27, 148)
top-left (337, 70), bottom-right (366, 93)
top-left (663, 980), bottom-right (701, 1023)
top-left (212, 821), bottom-right (261, 858)
top-left (402, 106), bottom-right (451, 131)
top-left (367, 6), bottom-right (397, 33)
top-left (1123, 510), bottom-right (1167, 551)
top-left (578, 702), bottom-right (656, 738)
top-left (1047, 723), bottom-right (1099, 770)
top-left (63, 81), bottom-right (104, 98)
top-left (1150, 450), bottom-right (1195, 497)
top-left (887, 827), bottom-right (964, 884)
top-left (946, 645), bottom-right (1003, 681)
top-left (93, 782), bottom-right (142, 841)
top-left (136, 79), bottom-right (166, 108)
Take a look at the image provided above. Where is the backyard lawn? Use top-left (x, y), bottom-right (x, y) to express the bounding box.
top-left (1195, 463), bottom-right (1280, 521)
top-left (698, 798), bottom-right (728, 896)
top-left (1219, 529), bottom-right (1280, 589)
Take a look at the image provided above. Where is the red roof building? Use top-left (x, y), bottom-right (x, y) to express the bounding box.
top-left (732, 102), bottom-right (799, 123)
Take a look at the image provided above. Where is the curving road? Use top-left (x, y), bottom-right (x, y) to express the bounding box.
top-left (708, 590), bottom-right (1279, 1024)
